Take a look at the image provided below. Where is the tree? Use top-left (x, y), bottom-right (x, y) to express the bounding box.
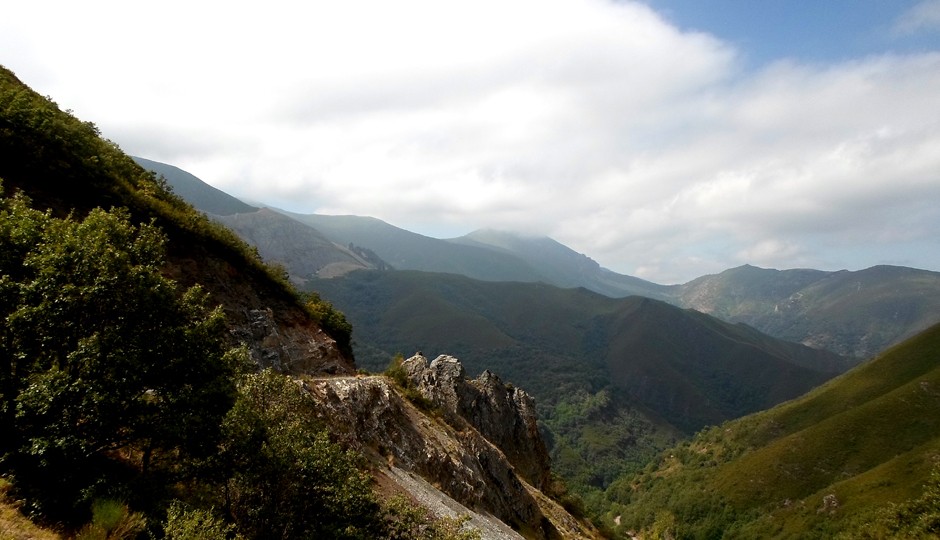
top-left (0, 186), bottom-right (241, 517)
top-left (220, 369), bottom-right (381, 539)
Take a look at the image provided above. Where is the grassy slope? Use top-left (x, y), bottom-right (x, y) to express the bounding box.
top-left (616, 322), bottom-right (940, 538)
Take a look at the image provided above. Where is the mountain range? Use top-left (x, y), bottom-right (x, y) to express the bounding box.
top-left (137, 155), bottom-right (940, 362)
top-left (134, 156), bottom-right (940, 505)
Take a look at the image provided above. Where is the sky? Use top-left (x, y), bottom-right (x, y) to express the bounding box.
top-left (3, 0), bottom-right (940, 284)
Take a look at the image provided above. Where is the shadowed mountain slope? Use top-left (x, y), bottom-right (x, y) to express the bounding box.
top-left (310, 270), bottom-right (853, 435)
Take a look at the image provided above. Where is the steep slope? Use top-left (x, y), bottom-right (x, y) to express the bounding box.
top-left (0, 66), bottom-right (353, 374)
top-left (451, 229), bottom-right (671, 299)
top-left (676, 264), bottom-right (940, 358)
top-left (214, 207), bottom-right (386, 282)
top-left (132, 156), bottom-right (257, 215)
top-left (305, 354), bottom-right (600, 539)
top-left (614, 322), bottom-right (940, 539)
top-left (135, 158), bottom-right (388, 280)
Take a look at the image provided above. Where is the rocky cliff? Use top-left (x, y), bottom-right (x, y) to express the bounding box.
top-left (302, 354), bottom-right (598, 540)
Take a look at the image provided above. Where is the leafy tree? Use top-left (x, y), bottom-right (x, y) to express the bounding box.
top-left (0, 186), bottom-right (241, 518)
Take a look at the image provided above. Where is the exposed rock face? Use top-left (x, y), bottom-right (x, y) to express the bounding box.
top-left (303, 355), bottom-right (598, 539)
top-left (402, 353), bottom-right (552, 490)
top-left (163, 253), bottom-right (354, 376)
top-left (230, 307), bottom-right (351, 375)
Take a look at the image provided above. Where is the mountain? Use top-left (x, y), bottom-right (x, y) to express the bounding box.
top-left (1, 65), bottom-right (593, 538)
top-left (308, 268), bottom-right (855, 511)
top-left (134, 158), bottom-right (389, 281)
top-left (280, 210), bottom-right (553, 283)
top-left (131, 159), bottom-right (940, 361)
top-left (676, 263), bottom-right (940, 358)
top-left (132, 156), bottom-right (258, 216)
top-left (214, 208), bottom-right (387, 283)
top-left (612, 321), bottom-right (940, 539)
top-left (309, 270), bottom-right (851, 433)
top-left (450, 228), bottom-right (670, 299)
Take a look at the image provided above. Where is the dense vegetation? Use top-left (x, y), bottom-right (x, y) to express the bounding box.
top-left (607, 322), bottom-right (940, 538)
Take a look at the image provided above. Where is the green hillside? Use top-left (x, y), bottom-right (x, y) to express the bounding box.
top-left (612, 322), bottom-right (940, 539)
top-left (676, 264), bottom-right (940, 359)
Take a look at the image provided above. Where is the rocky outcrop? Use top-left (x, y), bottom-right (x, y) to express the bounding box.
top-left (303, 355), bottom-right (598, 539)
top-left (401, 353), bottom-right (552, 490)
top-left (163, 252), bottom-right (355, 376)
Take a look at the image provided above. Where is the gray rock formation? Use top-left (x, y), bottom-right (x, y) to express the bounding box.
top-left (402, 353), bottom-right (552, 490)
top-left (302, 354), bottom-right (598, 539)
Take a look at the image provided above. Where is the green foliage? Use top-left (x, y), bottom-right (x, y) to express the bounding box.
top-left (836, 464), bottom-right (940, 540)
top-left (74, 499), bottom-right (147, 540)
top-left (303, 290), bottom-right (353, 354)
top-left (163, 501), bottom-right (236, 540)
top-left (610, 322), bottom-right (940, 539)
top-left (0, 66), bottom-right (351, 355)
top-left (220, 370), bottom-right (382, 539)
top-left (0, 189), bottom-right (240, 519)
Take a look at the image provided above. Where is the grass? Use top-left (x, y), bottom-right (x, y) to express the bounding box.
top-left (0, 479), bottom-right (61, 540)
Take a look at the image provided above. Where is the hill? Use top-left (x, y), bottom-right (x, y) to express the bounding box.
top-left (214, 208), bottom-right (387, 283)
top-left (280, 210), bottom-right (554, 282)
top-left (676, 264), bottom-right (940, 358)
top-left (611, 322), bottom-right (940, 538)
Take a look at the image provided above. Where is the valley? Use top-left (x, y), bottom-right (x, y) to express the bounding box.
top-left (138, 155), bottom-right (940, 534)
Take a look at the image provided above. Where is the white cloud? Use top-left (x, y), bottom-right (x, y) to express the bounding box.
top-left (2, 1), bottom-right (940, 283)
top-left (894, 0), bottom-right (940, 35)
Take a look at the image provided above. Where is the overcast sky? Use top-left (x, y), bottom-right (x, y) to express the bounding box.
top-left (4, 0), bottom-right (940, 283)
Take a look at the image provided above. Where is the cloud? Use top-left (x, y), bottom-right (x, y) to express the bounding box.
top-left (2, 1), bottom-right (940, 283)
top-left (894, 0), bottom-right (940, 35)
